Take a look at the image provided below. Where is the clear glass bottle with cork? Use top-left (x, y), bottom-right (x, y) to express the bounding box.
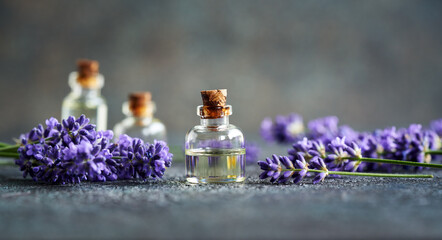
top-left (185, 89), bottom-right (246, 183)
top-left (113, 92), bottom-right (167, 143)
top-left (61, 59), bottom-right (108, 130)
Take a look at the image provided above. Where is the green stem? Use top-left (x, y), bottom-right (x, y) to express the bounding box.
top-left (0, 137), bottom-right (56, 153)
top-left (352, 157), bottom-right (442, 169)
top-left (0, 145), bottom-right (20, 153)
top-left (0, 142), bottom-right (12, 147)
top-left (282, 169), bottom-right (433, 178)
top-left (0, 152), bottom-right (19, 158)
top-left (426, 150), bottom-right (442, 155)
top-left (326, 170), bottom-right (432, 178)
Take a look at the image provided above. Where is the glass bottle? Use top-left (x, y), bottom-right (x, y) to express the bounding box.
top-left (185, 89), bottom-right (246, 183)
top-left (61, 60), bottom-right (108, 130)
top-left (113, 92), bottom-right (167, 143)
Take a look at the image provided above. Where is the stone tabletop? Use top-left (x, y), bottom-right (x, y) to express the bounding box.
top-left (0, 158), bottom-right (441, 239)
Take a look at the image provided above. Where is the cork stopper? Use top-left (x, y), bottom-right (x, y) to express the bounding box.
top-left (76, 59), bottom-right (99, 88)
top-left (199, 89), bottom-right (230, 119)
top-left (129, 92), bottom-right (153, 117)
top-left (201, 89), bottom-right (227, 107)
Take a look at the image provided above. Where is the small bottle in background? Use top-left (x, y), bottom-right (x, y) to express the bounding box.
top-left (114, 92), bottom-right (167, 143)
top-left (61, 59), bottom-right (108, 130)
top-left (185, 89), bottom-right (246, 183)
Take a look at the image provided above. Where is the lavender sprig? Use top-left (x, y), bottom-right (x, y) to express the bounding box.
top-left (0, 115), bottom-right (173, 184)
top-left (112, 135), bottom-right (173, 180)
top-left (258, 155), bottom-right (433, 185)
top-left (288, 136), bottom-right (442, 173)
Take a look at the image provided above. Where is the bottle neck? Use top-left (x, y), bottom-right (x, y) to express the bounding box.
top-left (68, 72), bottom-right (104, 98)
top-left (132, 116), bottom-right (153, 126)
top-left (73, 87), bottom-right (101, 98)
top-left (200, 116), bottom-right (229, 127)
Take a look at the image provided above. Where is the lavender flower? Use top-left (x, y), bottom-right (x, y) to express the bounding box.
top-left (324, 137), bottom-right (350, 168)
top-left (310, 157), bottom-right (329, 184)
top-left (113, 135), bottom-right (173, 180)
top-left (292, 153), bottom-right (309, 184)
top-left (338, 125), bottom-right (360, 143)
top-left (307, 116), bottom-right (339, 144)
top-left (288, 137), bottom-right (313, 161)
top-left (289, 136), bottom-right (365, 172)
top-left (260, 113), bottom-right (304, 144)
top-left (430, 119), bottom-right (442, 137)
top-left (257, 155), bottom-right (282, 183)
top-left (15, 115), bottom-right (173, 184)
top-left (245, 141), bottom-right (260, 164)
top-left (257, 154), bottom-right (328, 184)
top-left (16, 115), bottom-right (117, 184)
top-left (260, 117), bottom-right (274, 142)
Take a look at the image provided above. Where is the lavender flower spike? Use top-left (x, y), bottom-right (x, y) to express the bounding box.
top-left (245, 141), bottom-right (261, 164)
top-left (14, 116), bottom-right (173, 184)
top-left (310, 157), bottom-right (329, 184)
top-left (307, 116), bottom-right (339, 143)
top-left (430, 119), bottom-right (442, 137)
top-left (292, 153), bottom-right (309, 184)
top-left (113, 135), bottom-right (173, 180)
top-left (260, 113), bottom-right (304, 144)
top-left (325, 137), bottom-right (350, 168)
top-left (257, 154), bottom-right (282, 183)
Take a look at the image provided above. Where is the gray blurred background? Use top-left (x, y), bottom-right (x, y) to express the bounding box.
top-left (0, 0), bottom-right (441, 145)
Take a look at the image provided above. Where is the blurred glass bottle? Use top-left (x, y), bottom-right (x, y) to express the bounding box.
top-left (185, 89), bottom-right (245, 183)
top-left (61, 59), bottom-right (107, 130)
top-left (114, 92), bottom-right (167, 143)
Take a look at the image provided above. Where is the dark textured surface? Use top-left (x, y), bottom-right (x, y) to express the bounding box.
top-left (1, 159), bottom-right (441, 239)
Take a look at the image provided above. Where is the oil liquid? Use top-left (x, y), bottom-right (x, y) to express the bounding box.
top-left (185, 148), bottom-right (246, 183)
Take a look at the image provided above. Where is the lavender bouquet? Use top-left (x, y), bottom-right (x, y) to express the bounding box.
top-left (0, 115), bottom-right (173, 184)
top-left (259, 114), bottom-right (442, 184)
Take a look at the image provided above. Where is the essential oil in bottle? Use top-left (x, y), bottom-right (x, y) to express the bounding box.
top-left (185, 89), bottom-right (246, 183)
top-left (61, 59), bottom-right (108, 130)
top-left (113, 92), bottom-right (167, 143)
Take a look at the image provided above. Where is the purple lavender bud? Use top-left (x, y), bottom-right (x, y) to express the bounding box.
top-left (345, 142), bottom-right (362, 159)
top-left (309, 140), bottom-right (326, 158)
top-left (307, 116), bottom-right (339, 144)
top-left (288, 137), bottom-right (314, 161)
top-left (430, 119), bottom-right (442, 137)
top-left (260, 117), bottom-right (274, 142)
top-left (245, 141), bottom-right (260, 164)
top-left (330, 137), bottom-right (347, 149)
top-left (258, 155), bottom-right (283, 183)
top-left (310, 156), bottom-right (327, 171)
top-left (294, 159), bottom-right (306, 169)
top-left (344, 160), bottom-right (361, 172)
top-left (260, 113), bottom-right (304, 144)
top-left (257, 161), bottom-right (270, 170)
top-left (15, 115), bottom-right (174, 184)
top-left (114, 135), bottom-right (173, 180)
top-left (277, 171), bottom-right (294, 184)
top-left (338, 125), bottom-right (359, 143)
top-left (312, 172), bottom-right (327, 184)
top-left (259, 171), bottom-right (270, 179)
top-left (280, 156), bottom-right (294, 169)
top-left (293, 169), bottom-right (307, 184)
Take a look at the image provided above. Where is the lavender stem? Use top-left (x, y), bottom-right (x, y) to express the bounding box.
top-left (345, 157), bottom-right (442, 169)
top-left (0, 145), bottom-right (19, 152)
top-left (0, 152), bottom-right (19, 158)
top-left (281, 169), bottom-right (433, 178)
top-left (426, 150), bottom-right (442, 155)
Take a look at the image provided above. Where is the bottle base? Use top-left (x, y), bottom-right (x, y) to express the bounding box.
top-left (186, 176), bottom-right (245, 184)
